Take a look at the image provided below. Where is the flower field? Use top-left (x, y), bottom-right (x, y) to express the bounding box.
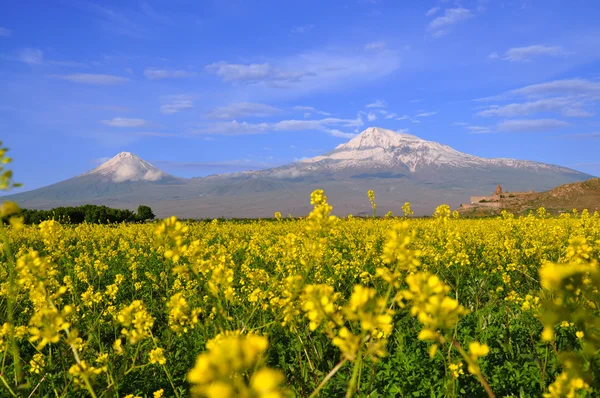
top-left (1, 152), bottom-right (600, 397)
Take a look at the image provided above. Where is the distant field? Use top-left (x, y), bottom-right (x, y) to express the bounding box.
top-left (1, 195), bottom-right (599, 397)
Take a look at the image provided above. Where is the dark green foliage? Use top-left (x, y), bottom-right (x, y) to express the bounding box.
top-left (16, 204), bottom-right (149, 225)
top-left (137, 205), bottom-right (156, 222)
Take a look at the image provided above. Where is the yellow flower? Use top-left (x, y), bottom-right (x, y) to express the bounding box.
top-left (153, 390), bottom-right (165, 398)
top-left (30, 353), bottom-right (45, 374)
top-left (449, 362), bottom-right (464, 378)
top-left (469, 342), bottom-right (489, 360)
top-left (149, 347), bottom-right (167, 365)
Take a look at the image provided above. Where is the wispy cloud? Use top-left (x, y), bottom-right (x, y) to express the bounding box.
top-left (205, 48), bottom-right (400, 95)
top-left (366, 99), bottom-right (387, 108)
top-left (206, 102), bottom-right (280, 119)
top-left (416, 111), bottom-right (438, 117)
top-left (511, 78), bottom-right (600, 98)
top-left (497, 119), bottom-right (569, 132)
top-left (193, 115), bottom-right (363, 138)
top-left (454, 122), bottom-right (494, 134)
top-left (143, 68), bottom-right (197, 80)
top-left (489, 45), bottom-right (565, 62)
top-left (101, 117), bottom-right (147, 127)
top-left (82, 1), bottom-right (170, 38)
top-left (54, 73), bottom-right (130, 84)
top-left (206, 62), bottom-right (311, 83)
top-left (192, 121), bottom-right (271, 136)
top-left (293, 106), bottom-right (331, 116)
top-left (17, 48), bottom-right (43, 65)
top-left (0, 27), bottom-right (11, 37)
top-left (467, 125), bottom-right (493, 134)
top-left (410, 99), bottom-right (422, 103)
top-left (425, 7), bottom-right (440, 16)
top-left (396, 115), bottom-right (410, 120)
top-left (367, 112), bottom-right (377, 121)
top-left (427, 8), bottom-right (473, 38)
top-left (291, 24), bottom-right (314, 34)
top-left (160, 95), bottom-right (194, 114)
top-left (556, 132), bottom-right (600, 139)
top-left (477, 97), bottom-right (594, 118)
top-left (364, 41), bottom-right (387, 51)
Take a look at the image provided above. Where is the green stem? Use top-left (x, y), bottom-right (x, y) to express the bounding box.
top-left (0, 373), bottom-right (17, 397)
top-left (0, 225), bottom-right (23, 385)
top-left (346, 351), bottom-right (363, 398)
top-left (308, 359), bottom-right (347, 398)
top-left (451, 339), bottom-right (495, 398)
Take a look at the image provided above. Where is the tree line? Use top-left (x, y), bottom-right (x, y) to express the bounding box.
top-left (13, 204), bottom-right (155, 225)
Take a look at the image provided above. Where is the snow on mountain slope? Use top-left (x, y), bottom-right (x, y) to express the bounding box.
top-left (83, 152), bottom-right (167, 183)
top-left (294, 127), bottom-right (577, 173)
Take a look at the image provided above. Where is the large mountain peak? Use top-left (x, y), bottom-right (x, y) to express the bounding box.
top-left (84, 152), bottom-right (167, 183)
top-left (337, 127), bottom-right (424, 150)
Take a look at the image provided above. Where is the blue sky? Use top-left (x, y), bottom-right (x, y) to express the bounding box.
top-left (1, 0), bottom-right (600, 191)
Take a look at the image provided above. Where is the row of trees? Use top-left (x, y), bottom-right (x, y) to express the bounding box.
top-left (16, 204), bottom-right (155, 225)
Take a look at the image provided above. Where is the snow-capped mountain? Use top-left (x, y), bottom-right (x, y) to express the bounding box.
top-left (84, 152), bottom-right (168, 183)
top-left (270, 127), bottom-right (576, 175)
top-left (5, 127), bottom-right (594, 218)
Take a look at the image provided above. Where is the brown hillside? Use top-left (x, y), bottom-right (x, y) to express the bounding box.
top-left (524, 178), bottom-right (600, 212)
top-left (460, 178), bottom-right (600, 216)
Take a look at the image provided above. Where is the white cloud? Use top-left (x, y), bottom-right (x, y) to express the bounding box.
top-left (497, 119), bottom-right (569, 132)
top-left (291, 24), bottom-right (314, 34)
top-left (396, 115), bottom-right (410, 120)
top-left (0, 27), bottom-right (11, 37)
top-left (416, 111), bottom-right (438, 117)
top-left (453, 122), bottom-right (469, 126)
top-left (101, 117), bottom-right (147, 127)
top-left (425, 7), bottom-right (440, 16)
top-left (160, 95), bottom-right (194, 114)
top-left (384, 113), bottom-right (398, 119)
top-left (477, 97), bottom-right (593, 118)
top-left (366, 99), bottom-right (387, 108)
top-left (113, 163), bottom-right (163, 183)
top-left (206, 102), bottom-right (280, 119)
top-left (559, 132), bottom-right (600, 139)
top-left (490, 45), bottom-right (565, 62)
top-left (367, 112), bottom-right (377, 121)
top-left (328, 129), bottom-right (357, 138)
top-left (193, 121), bottom-right (271, 136)
top-left (206, 48), bottom-right (400, 95)
top-left (411, 120), bottom-right (421, 124)
top-left (364, 41), bottom-right (387, 51)
top-left (511, 78), bottom-right (600, 98)
top-left (409, 99), bottom-right (422, 103)
top-left (427, 8), bottom-right (473, 38)
top-left (206, 62), bottom-right (309, 83)
top-left (143, 68), bottom-right (197, 80)
top-left (191, 113), bottom-right (363, 138)
top-left (17, 48), bottom-right (43, 64)
top-left (397, 128), bottom-right (409, 134)
top-left (293, 105), bottom-right (331, 116)
top-left (55, 73), bottom-right (130, 84)
top-left (487, 52), bottom-right (500, 60)
top-left (467, 125), bottom-right (493, 134)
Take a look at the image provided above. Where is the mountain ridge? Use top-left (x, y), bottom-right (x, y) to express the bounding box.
top-left (4, 127), bottom-right (595, 218)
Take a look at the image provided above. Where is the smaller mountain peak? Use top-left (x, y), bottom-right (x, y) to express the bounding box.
top-left (85, 152), bottom-right (167, 183)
